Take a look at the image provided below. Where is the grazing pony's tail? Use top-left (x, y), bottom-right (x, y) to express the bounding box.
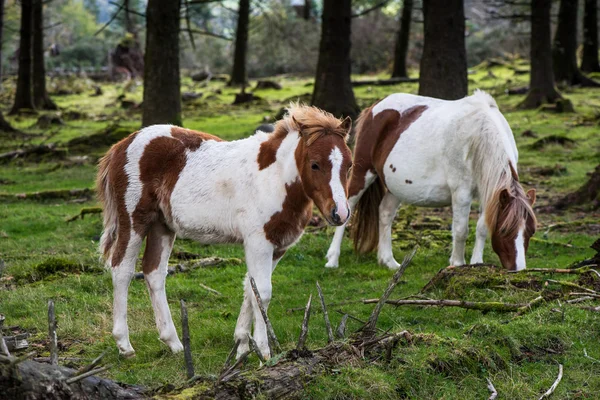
top-left (350, 104), bottom-right (386, 254)
top-left (96, 151), bottom-right (117, 265)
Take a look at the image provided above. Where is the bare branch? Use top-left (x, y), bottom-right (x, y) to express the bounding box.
top-left (297, 294), bottom-right (312, 350)
top-left (66, 366), bottom-right (110, 384)
top-left (538, 364), bottom-right (563, 400)
top-left (180, 28), bottom-right (233, 41)
top-left (316, 282), bottom-right (334, 343)
top-left (249, 276), bottom-right (281, 354)
top-left (487, 378), bottom-right (498, 400)
top-left (94, 3), bottom-right (124, 37)
top-left (352, 0), bottom-right (391, 18)
top-left (47, 300), bottom-right (58, 366)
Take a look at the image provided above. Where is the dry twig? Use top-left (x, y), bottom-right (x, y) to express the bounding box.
top-left (316, 282), bottom-right (334, 343)
top-left (66, 366), bottom-right (110, 384)
top-left (249, 276), bottom-right (281, 354)
top-left (48, 300), bottom-right (58, 366)
top-left (487, 378), bottom-right (498, 400)
top-left (296, 294), bottom-right (312, 350)
top-left (538, 364), bottom-right (563, 399)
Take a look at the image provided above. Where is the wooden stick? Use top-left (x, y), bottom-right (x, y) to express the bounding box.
top-left (180, 300), bottom-right (195, 379)
top-left (546, 279), bottom-right (598, 294)
top-left (198, 283), bottom-right (222, 296)
top-left (514, 296), bottom-right (545, 317)
top-left (0, 314), bottom-right (10, 357)
top-left (336, 314), bottom-right (349, 339)
top-left (538, 364), bottom-right (563, 399)
top-left (364, 248), bottom-right (417, 335)
top-left (48, 300), bottom-right (58, 366)
top-left (222, 339), bottom-right (240, 371)
top-left (66, 366), bottom-right (110, 384)
top-left (526, 266), bottom-right (594, 274)
top-left (569, 292), bottom-right (600, 299)
top-left (8, 351), bottom-right (37, 367)
top-left (297, 294), bottom-right (312, 350)
top-left (247, 335), bottom-right (266, 364)
top-left (287, 299), bottom-right (359, 314)
top-left (566, 296), bottom-right (594, 304)
top-left (249, 276), bottom-right (281, 354)
top-left (362, 297), bottom-right (542, 313)
top-left (316, 282), bottom-right (334, 343)
top-left (487, 378), bottom-right (498, 400)
top-left (75, 351), bottom-right (106, 375)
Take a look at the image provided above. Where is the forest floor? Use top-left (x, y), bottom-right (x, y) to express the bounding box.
top-left (1, 61), bottom-right (600, 399)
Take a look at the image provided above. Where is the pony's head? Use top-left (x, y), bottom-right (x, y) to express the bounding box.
top-left (285, 104), bottom-right (353, 226)
top-left (487, 182), bottom-right (537, 271)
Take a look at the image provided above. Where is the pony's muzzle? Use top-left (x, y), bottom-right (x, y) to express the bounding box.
top-left (330, 204), bottom-right (348, 226)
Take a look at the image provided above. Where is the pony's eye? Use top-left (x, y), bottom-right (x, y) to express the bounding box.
top-left (311, 162), bottom-right (320, 171)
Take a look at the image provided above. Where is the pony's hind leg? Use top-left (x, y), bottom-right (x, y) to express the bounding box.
top-left (377, 191), bottom-right (402, 270)
top-left (142, 222), bottom-right (183, 353)
top-left (111, 231), bottom-right (144, 357)
top-left (470, 212), bottom-right (487, 264)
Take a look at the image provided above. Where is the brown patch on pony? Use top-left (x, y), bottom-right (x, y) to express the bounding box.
top-left (257, 126), bottom-right (287, 170)
top-left (264, 179), bottom-right (313, 248)
top-left (372, 105), bottom-right (428, 182)
top-left (405, 179), bottom-right (412, 184)
top-left (96, 132), bottom-right (138, 267)
top-left (273, 248), bottom-right (287, 261)
top-left (170, 126), bottom-right (222, 151)
top-left (141, 222), bottom-right (174, 274)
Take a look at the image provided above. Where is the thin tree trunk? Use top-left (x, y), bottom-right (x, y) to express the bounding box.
top-left (555, 164), bottom-right (600, 209)
top-left (311, 0), bottom-right (359, 119)
top-left (142, 0), bottom-right (181, 127)
top-left (418, 0), bottom-right (467, 100)
top-left (520, 0), bottom-right (562, 109)
top-left (581, 0), bottom-right (600, 73)
top-left (124, 0), bottom-right (134, 34)
top-left (553, 0), bottom-right (600, 86)
top-left (229, 0), bottom-right (249, 86)
top-left (391, 0), bottom-right (413, 78)
top-left (0, 0), bottom-right (5, 90)
top-left (0, 110), bottom-right (16, 132)
top-left (303, 0), bottom-right (311, 20)
top-left (9, 0), bottom-right (35, 115)
top-left (32, 0), bottom-right (56, 110)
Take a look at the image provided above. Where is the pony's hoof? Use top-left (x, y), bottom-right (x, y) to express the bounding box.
top-left (119, 349), bottom-right (136, 359)
top-left (325, 260), bottom-right (338, 268)
top-left (170, 342), bottom-right (184, 354)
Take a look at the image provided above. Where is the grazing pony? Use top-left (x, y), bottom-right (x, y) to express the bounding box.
top-left (97, 105), bottom-right (353, 358)
top-left (325, 90), bottom-right (536, 271)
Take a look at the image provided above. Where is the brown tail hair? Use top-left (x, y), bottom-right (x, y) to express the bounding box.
top-left (96, 151), bottom-right (117, 263)
top-left (349, 102), bottom-right (386, 254)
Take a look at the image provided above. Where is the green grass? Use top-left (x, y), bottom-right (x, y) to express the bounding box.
top-left (1, 65), bottom-right (600, 398)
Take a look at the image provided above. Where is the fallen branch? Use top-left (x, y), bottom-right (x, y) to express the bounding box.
top-left (180, 300), bottom-right (194, 379)
top-left (363, 297), bottom-right (543, 313)
top-left (363, 248), bottom-right (417, 335)
top-left (569, 292), bottom-right (600, 299)
top-left (65, 207), bottom-right (102, 222)
top-left (74, 351), bottom-right (105, 375)
top-left (0, 314), bottom-right (10, 356)
top-left (133, 257), bottom-right (240, 279)
top-left (65, 365), bottom-right (110, 384)
top-left (525, 266), bottom-right (597, 274)
top-left (538, 364), bottom-right (563, 399)
top-left (198, 283), bottom-right (221, 296)
top-left (514, 295), bottom-right (544, 317)
top-left (487, 378), bottom-right (498, 400)
top-left (545, 279), bottom-right (598, 294)
top-left (297, 294), bottom-right (312, 350)
top-left (47, 300), bottom-right (58, 366)
top-left (247, 335), bottom-right (266, 364)
top-left (316, 282), bottom-right (334, 343)
top-left (336, 314), bottom-right (349, 339)
top-left (565, 296), bottom-right (594, 304)
top-left (249, 276), bottom-right (281, 355)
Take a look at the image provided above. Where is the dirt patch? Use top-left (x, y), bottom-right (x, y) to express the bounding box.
top-left (529, 135), bottom-right (576, 150)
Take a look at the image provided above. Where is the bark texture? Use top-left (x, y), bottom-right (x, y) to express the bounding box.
top-left (311, 0), bottom-right (359, 119)
top-left (391, 0), bottom-right (413, 78)
top-left (552, 0), bottom-right (600, 86)
top-left (0, 0), bottom-right (5, 89)
top-left (418, 0), bottom-right (467, 99)
top-left (581, 0), bottom-right (600, 73)
top-left (521, 0), bottom-right (562, 109)
top-left (142, 0), bottom-right (181, 127)
top-left (32, 0), bottom-right (57, 110)
top-left (229, 0), bottom-right (250, 86)
top-left (10, 0), bottom-right (35, 114)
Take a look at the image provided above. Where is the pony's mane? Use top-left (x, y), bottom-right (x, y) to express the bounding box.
top-left (276, 103), bottom-right (348, 146)
top-left (466, 90), bottom-right (536, 235)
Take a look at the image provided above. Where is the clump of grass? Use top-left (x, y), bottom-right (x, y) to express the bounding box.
top-left (12, 257), bottom-right (102, 284)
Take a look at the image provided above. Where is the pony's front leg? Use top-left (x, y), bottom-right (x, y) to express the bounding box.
top-left (234, 276), bottom-right (253, 358)
top-left (111, 231), bottom-right (144, 358)
top-left (236, 239), bottom-right (274, 359)
top-left (325, 192), bottom-right (361, 268)
top-left (142, 222), bottom-right (183, 353)
top-left (377, 192), bottom-right (402, 270)
top-left (449, 192), bottom-right (471, 266)
top-left (470, 213), bottom-right (487, 264)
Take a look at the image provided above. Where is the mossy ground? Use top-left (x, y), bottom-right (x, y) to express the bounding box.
top-left (1, 65), bottom-right (600, 399)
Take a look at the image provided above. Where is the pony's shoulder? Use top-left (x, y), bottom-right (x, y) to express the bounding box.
top-left (467, 89), bottom-right (498, 109)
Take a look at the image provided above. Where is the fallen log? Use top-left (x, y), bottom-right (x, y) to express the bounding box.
top-left (132, 257), bottom-right (241, 280)
top-left (0, 145), bottom-right (66, 164)
top-left (0, 188), bottom-right (94, 202)
top-left (362, 296), bottom-right (544, 313)
top-left (352, 77), bottom-right (419, 86)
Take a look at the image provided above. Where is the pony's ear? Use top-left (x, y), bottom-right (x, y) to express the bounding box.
top-left (526, 188), bottom-right (536, 205)
top-left (338, 116), bottom-right (352, 134)
top-left (499, 188), bottom-right (512, 207)
top-left (292, 115), bottom-right (307, 133)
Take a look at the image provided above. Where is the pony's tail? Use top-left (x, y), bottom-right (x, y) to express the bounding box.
top-left (96, 151), bottom-right (117, 265)
top-left (351, 177), bottom-right (385, 254)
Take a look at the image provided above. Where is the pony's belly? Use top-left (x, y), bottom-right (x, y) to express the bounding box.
top-left (384, 170), bottom-right (452, 207)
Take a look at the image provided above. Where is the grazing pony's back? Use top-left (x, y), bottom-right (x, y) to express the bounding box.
top-left (326, 90), bottom-right (536, 271)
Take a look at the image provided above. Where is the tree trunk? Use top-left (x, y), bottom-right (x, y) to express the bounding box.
top-left (520, 0), bottom-right (562, 109)
top-left (418, 0), bottom-right (467, 100)
top-left (303, 0), bottom-right (311, 20)
top-left (391, 0), bottom-right (413, 78)
top-left (552, 0), bottom-right (600, 86)
top-left (9, 0), bottom-right (35, 115)
top-left (124, 0), bottom-right (135, 34)
top-left (0, 0), bottom-right (5, 90)
top-left (0, 111), bottom-right (16, 133)
top-left (142, 0), bottom-right (181, 127)
top-left (581, 0), bottom-right (600, 73)
top-left (229, 0), bottom-right (249, 86)
top-left (311, 0), bottom-right (359, 119)
top-left (32, 0), bottom-right (56, 110)
top-left (555, 164), bottom-right (600, 209)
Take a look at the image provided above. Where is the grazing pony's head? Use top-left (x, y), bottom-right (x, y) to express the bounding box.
top-left (486, 166), bottom-right (537, 271)
top-left (283, 104), bottom-right (353, 226)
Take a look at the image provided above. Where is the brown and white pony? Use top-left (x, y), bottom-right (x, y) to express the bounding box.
top-left (325, 90), bottom-right (537, 271)
top-left (97, 105), bottom-right (353, 358)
